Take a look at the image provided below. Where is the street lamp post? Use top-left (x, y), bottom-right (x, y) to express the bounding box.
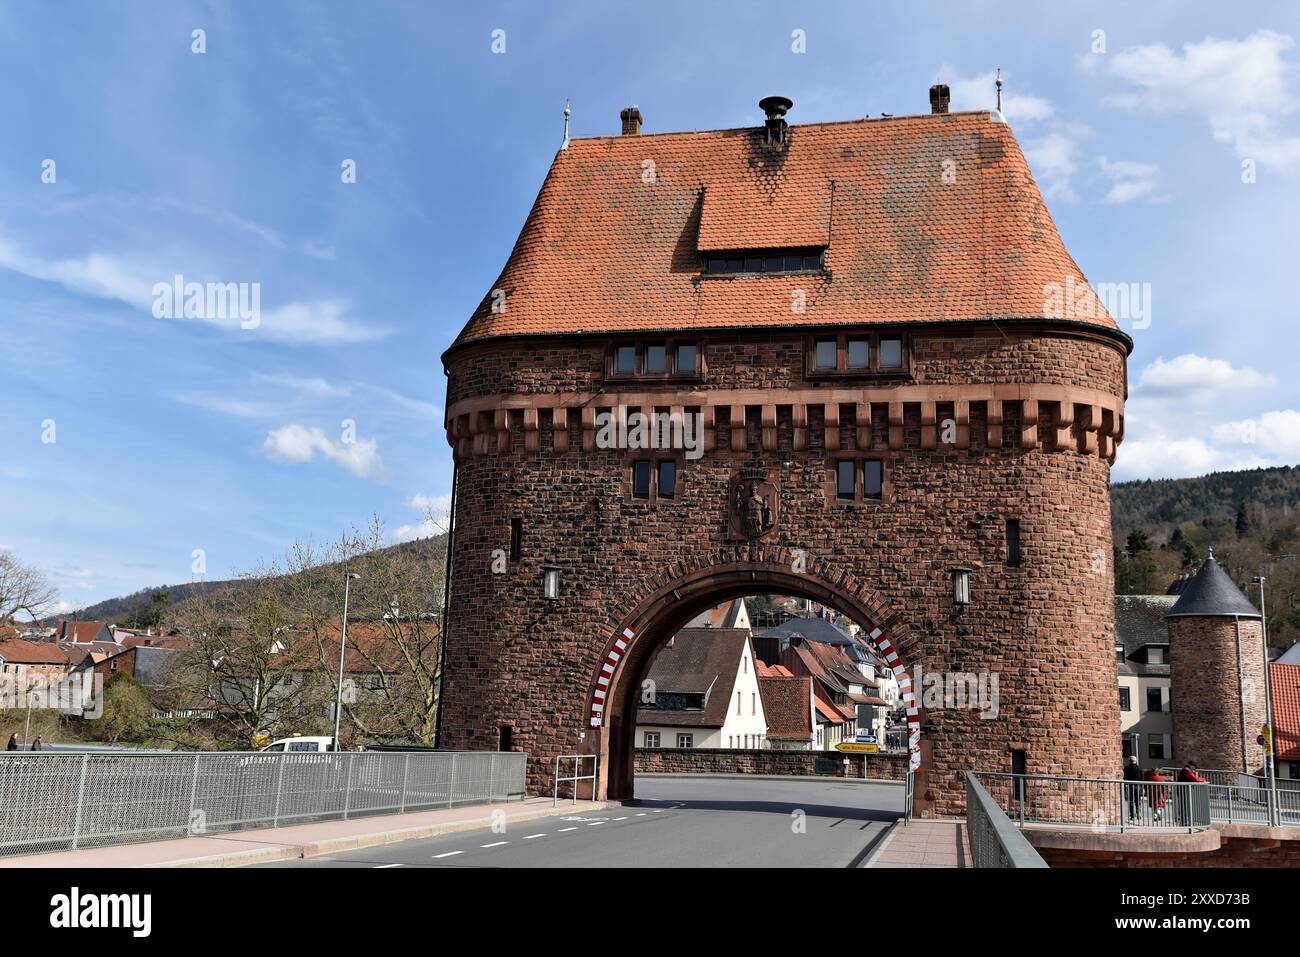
top-left (1252, 574), bottom-right (1279, 825)
top-left (333, 572), bottom-right (360, 752)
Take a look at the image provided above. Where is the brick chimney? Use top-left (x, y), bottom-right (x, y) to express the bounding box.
top-left (620, 106), bottom-right (642, 135)
top-left (929, 83), bottom-right (950, 114)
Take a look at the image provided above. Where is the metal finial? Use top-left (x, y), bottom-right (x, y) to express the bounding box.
top-left (995, 68), bottom-right (1003, 112)
top-left (562, 99), bottom-right (571, 150)
top-left (1206, 546), bottom-right (1215, 561)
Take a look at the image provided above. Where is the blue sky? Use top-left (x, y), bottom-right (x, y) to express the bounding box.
top-left (2, 1), bottom-right (1298, 613)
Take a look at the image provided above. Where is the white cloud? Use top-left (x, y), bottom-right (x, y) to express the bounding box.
top-left (262, 423), bottom-right (387, 480)
top-left (1136, 354), bottom-right (1276, 396)
top-left (945, 69), bottom-right (1054, 125)
top-left (1098, 156), bottom-right (1162, 204)
top-left (252, 373), bottom-right (351, 400)
top-left (1114, 434), bottom-right (1270, 481)
top-left (1107, 31), bottom-right (1300, 169)
top-left (0, 230), bottom-right (382, 344)
top-left (391, 492), bottom-right (453, 542)
top-left (1023, 130), bottom-right (1083, 202)
top-left (1211, 410), bottom-right (1300, 458)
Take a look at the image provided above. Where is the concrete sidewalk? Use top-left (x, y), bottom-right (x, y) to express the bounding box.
top-left (866, 819), bottom-right (970, 867)
top-left (0, 797), bottom-right (606, 868)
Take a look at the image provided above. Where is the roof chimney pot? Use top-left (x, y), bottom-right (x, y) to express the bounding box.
top-left (758, 95), bottom-right (793, 146)
top-left (930, 83), bottom-right (950, 114)
top-left (620, 106), bottom-right (642, 135)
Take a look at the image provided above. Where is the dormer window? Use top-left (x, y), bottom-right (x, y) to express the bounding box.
top-left (702, 247), bottom-right (824, 275)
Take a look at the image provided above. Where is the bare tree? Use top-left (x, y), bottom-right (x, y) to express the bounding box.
top-left (165, 561), bottom-right (331, 749)
top-left (285, 516), bottom-right (447, 746)
top-left (0, 551), bottom-right (58, 624)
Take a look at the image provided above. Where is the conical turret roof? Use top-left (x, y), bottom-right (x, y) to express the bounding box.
top-left (1164, 551), bottom-right (1261, 619)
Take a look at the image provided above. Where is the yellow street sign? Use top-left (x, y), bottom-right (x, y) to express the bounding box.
top-left (836, 742), bottom-right (878, 754)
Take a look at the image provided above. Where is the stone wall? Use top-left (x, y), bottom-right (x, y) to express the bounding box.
top-left (438, 326), bottom-right (1128, 814)
top-left (1169, 617), bottom-right (1266, 773)
top-left (634, 747), bottom-right (909, 781)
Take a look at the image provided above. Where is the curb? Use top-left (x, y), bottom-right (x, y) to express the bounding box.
top-left (156, 801), bottom-right (609, 868)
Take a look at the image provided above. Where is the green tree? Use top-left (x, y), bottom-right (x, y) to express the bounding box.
top-left (98, 672), bottom-right (152, 743)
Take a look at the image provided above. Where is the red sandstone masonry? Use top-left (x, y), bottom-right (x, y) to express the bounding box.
top-left (634, 747), bottom-right (908, 780)
top-left (438, 329), bottom-right (1127, 816)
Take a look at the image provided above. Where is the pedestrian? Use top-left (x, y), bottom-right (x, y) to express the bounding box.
top-left (5, 733), bottom-right (17, 751)
top-left (1176, 761), bottom-right (1206, 783)
top-left (31, 736), bottom-right (42, 752)
top-left (1122, 755), bottom-right (1143, 821)
top-left (1143, 767), bottom-right (1167, 823)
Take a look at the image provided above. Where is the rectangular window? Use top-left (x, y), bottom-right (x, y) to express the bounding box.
top-left (743, 256), bottom-right (762, 273)
top-left (615, 345), bottom-right (636, 374)
top-left (657, 461), bottom-right (676, 499)
top-left (847, 339), bottom-right (870, 369)
top-left (1119, 687), bottom-right (1131, 711)
top-left (632, 460), bottom-right (652, 499)
top-left (1148, 736), bottom-right (1169, 761)
top-left (1146, 688), bottom-right (1163, 714)
top-left (836, 460), bottom-right (856, 500)
top-left (863, 460), bottom-right (883, 500)
top-left (677, 734), bottom-right (693, 749)
top-left (752, 692), bottom-right (756, 715)
top-left (645, 344), bottom-right (666, 373)
top-left (676, 343), bottom-right (697, 373)
top-left (509, 518), bottom-right (522, 562)
top-left (1006, 519), bottom-right (1021, 567)
top-left (1290, 763), bottom-right (1300, 780)
top-left (736, 691), bottom-right (741, 715)
top-left (498, 725), bottom-right (513, 752)
top-left (878, 337), bottom-right (903, 368)
top-left (815, 339), bottom-right (838, 370)
top-left (644, 732), bottom-right (659, 748)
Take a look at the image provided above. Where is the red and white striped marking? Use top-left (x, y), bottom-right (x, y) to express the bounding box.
top-left (871, 628), bottom-right (922, 772)
top-left (590, 627), bottom-right (635, 727)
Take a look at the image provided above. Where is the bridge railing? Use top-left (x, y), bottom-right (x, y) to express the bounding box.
top-left (964, 772), bottom-right (1047, 868)
top-left (0, 750), bottom-right (527, 858)
top-left (973, 772), bottom-right (1211, 832)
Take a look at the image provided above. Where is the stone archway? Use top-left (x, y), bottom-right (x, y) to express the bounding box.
top-left (582, 549), bottom-right (923, 805)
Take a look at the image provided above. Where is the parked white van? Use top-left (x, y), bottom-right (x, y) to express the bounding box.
top-left (259, 736), bottom-right (335, 752)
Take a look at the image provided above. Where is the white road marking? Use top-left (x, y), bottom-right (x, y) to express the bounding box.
top-left (613, 816), bottom-right (628, 821)
top-left (374, 863), bottom-right (404, 868)
top-left (433, 851), bottom-right (463, 859)
top-left (481, 841), bottom-right (508, 848)
top-left (635, 813), bottom-right (647, 817)
top-left (523, 833), bottom-right (546, 840)
top-left (558, 827), bottom-right (578, 832)
top-left (586, 821), bottom-right (605, 826)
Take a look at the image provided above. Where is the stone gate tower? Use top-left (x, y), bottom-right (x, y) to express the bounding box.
top-left (1167, 552), bottom-right (1266, 773)
top-left (438, 91), bottom-right (1131, 813)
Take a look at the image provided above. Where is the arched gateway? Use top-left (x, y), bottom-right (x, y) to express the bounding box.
top-left (437, 92), bottom-right (1130, 815)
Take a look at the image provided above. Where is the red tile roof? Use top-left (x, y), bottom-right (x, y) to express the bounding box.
top-left (1271, 663), bottom-right (1300, 762)
top-left (636, 628), bottom-right (750, 728)
top-left (0, 638), bottom-right (69, 665)
top-left (453, 111), bottom-right (1115, 347)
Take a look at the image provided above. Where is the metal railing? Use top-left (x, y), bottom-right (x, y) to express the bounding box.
top-left (553, 754), bottom-right (598, 806)
top-left (974, 772), bottom-right (1211, 832)
top-left (965, 773), bottom-right (1048, 868)
top-left (0, 750), bottom-right (527, 857)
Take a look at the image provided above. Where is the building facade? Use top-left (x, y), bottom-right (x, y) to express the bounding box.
top-left (438, 91), bottom-right (1130, 813)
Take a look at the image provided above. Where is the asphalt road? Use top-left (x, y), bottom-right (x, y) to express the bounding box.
top-left (263, 776), bottom-right (904, 868)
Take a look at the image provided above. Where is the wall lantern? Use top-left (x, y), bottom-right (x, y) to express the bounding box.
top-left (951, 566), bottom-right (972, 608)
top-left (541, 565), bottom-right (562, 601)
